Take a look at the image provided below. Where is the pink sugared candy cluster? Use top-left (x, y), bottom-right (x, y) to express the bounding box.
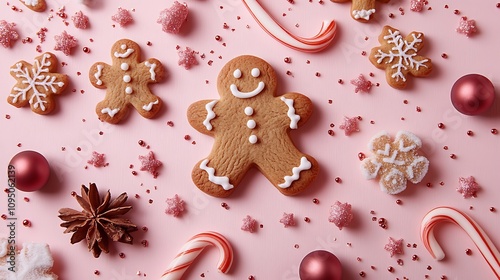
top-left (139, 151), bottom-right (162, 178)
top-left (0, 20), bottom-right (19, 48)
top-left (54, 31), bottom-right (78, 56)
top-left (328, 201), bottom-right (353, 230)
top-left (165, 194), bottom-right (185, 217)
top-left (112, 7), bottom-right (134, 27)
top-left (72, 11), bottom-right (90, 29)
top-left (157, 1), bottom-right (189, 34)
top-left (241, 215), bottom-right (257, 232)
top-left (280, 213), bottom-right (296, 228)
top-left (178, 47), bottom-right (198, 69)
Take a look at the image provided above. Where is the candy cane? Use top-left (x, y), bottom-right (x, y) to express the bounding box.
top-left (242, 0), bottom-right (337, 52)
top-left (161, 231), bottom-right (233, 280)
top-left (421, 206), bottom-right (500, 278)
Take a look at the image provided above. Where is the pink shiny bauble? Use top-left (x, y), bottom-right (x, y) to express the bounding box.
top-left (299, 250), bottom-right (342, 280)
top-left (9, 151), bottom-right (50, 192)
top-left (451, 74), bottom-right (495, 115)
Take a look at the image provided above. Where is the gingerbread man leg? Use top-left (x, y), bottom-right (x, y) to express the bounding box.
top-left (256, 140), bottom-right (319, 196)
top-left (192, 145), bottom-right (252, 198)
top-left (96, 95), bottom-right (129, 124)
top-left (129, 92), bottom-right (162, 119)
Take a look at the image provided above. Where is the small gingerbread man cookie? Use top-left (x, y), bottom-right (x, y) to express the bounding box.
top-left (89, 39), bottom-right (164, 123)
top-left (8, 52), bottom-right (68, 114)
top-left (360, 131), bottom-right (429, 194)
top-left (369, 25), bottom-right (432, 89)
top-left (19, 0), bottom-right (46, 12)
top-left (188, 55), bottom-right (319, 197)
top-left (331, 0), bottom-right (389, 21)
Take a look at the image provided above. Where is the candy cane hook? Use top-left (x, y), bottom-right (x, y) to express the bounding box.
top-left (242, 0), bottom-right (337, 52)
top-left (421, 206), bottom-right (500, 278)
top-left (161, 231), bottom-right (233, 280)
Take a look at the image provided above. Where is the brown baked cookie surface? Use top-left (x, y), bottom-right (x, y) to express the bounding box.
top-left (188, 55), bottom-right (319, 197)
top-left (89, 39), bottom-right (164, 124)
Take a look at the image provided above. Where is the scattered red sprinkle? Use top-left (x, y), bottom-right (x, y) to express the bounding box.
top-left (389, 13), bottom-right (394, 18)
top-left (416, 106), bottom-right (422, 112)
top-left (359, 271), bottom-right (366, 277)
top-left (454, 9), bottom-right (460, 14)
top-left (304, 217), bottom-right (310, 222)
top-left (438, 123), bottom-right (445, 129)
top-left (83, 47), bottom-right (90, 53)
top-left (491, 128), bottom-right (498, 134)
top-left (397, 259), bottom-right (404, 266)
top-left (119, 252), bottom-right (125, 258)
top-left (215, 35), bottom-right (222, 41)
top-left (132, 171), bottom-right (138, 176)
top-left (141, 240), bottom-right (149, 247)
top-left (361, 51), bottom-right (366, 56)
top-left (184, 135), bottom-right (191, 140)
top-left (312, 198), bottom-right (319, 204)
top-left (466, 130), bottom-right (473, 136)
top-left (221, 202), bottom-right (229, 209)
top-left (5, 115), bottom-right (11, 119)
top-left (94, 270), bottom-right (100, 275)
top-left (441, 53), bottom-right (448, 58)
top-left (358, 152), bottom-right (365, 160)
top-left (338, 79), bottom-right (343, 84)
top-left (327, 130), bottom-right (334, 136)
top-left (403, 99), bottom-right (408, 104)
top-left (334, 177), bottom-right (341, 183)
top-left (490, 207), bottom-right (496, 212)
top-left (1, 214), bottom-right (7, 220)
top-left (387, 266), bottom-right (394, 272)
top-left (412, 254), bottom-right (419, 261)
top-left (166, 121), bottom-right (174, 127)
top-left (450, 154), bottom-right (456, 159)
top-left (378, 217), bottom-right (387, 229)
top-left (443, 146), bottom-right (448, 150)
top-left (465, 248), bottom-right (472, 255)
top-left (24, 197), bottom-right (30, 202)
top-left (284, 57), bottom-right (291, 63)
top-left (396, 199), bottom-right (402, 205)
top-left (22, 219), bottom-right (31, 227)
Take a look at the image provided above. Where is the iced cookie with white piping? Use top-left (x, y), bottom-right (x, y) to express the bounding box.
top-left (187, 55), bottom-right (319, 197)
top-left (89, 39), bottom-right (164, 124)
top-left (331, 0), bottom-right (390, 22)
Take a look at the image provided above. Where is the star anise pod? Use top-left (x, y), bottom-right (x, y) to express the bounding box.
top-left (58, 183), bottom-right (138, 258)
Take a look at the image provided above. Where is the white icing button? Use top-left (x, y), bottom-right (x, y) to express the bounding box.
top-left (121, 44), bottom-right (127, 50)
top-left (249, 135), bottom-right (258, 144)
top-left (251, 68), bottom-right (260, 78)
top-left (125, 86), bottom-right (133, 94)
top-left (233, 69), bottom-right (242, 79)
top-left (121, 63), bottom-right (129, 71)
top-left (247, 119), bottom-right (256, 129)
top-left (244, 106), bottom-right (253, 116)
top-left (123, 75), bottom-right (131, 83)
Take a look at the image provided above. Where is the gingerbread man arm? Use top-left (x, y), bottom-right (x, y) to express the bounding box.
top-left (187, 99), bottom-right (219, 137)
top-left (277, 92), bottom-right (313, 129)
top-left (135, 58), bottom-right (164, 84)
top-left (89, 62), bottom-right (113, 89)
top-left (331, 0), bottom-right (389, 21)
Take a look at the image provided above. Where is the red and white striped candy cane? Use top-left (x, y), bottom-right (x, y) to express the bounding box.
top-left (421, 206), bottom-right (500, 278)
top-left (161, 231), bottom-right (233, 280)
top-left (242, 0), bottom-right (337, 52)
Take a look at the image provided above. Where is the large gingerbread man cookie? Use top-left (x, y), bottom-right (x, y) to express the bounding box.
top-left (188, 55), bottom-right (319, 197)
top-left (89, 39), bottom-right (164, 124)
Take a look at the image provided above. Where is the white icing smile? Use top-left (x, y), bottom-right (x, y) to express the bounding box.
top-left (230, 82), bottom-right (265, 99)
top-left (230, 67), bottom-right (265, 98)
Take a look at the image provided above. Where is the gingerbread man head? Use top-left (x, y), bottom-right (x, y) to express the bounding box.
top-left (89, 39), bottom-right (165, 124)
top-left (216, 55), bottom-right (278, 101)
top-left (188, 55), bottom-right (319, 197)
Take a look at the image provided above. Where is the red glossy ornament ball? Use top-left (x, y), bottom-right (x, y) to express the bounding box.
top-left (299, 250), bottom-right (342, 280)
top-left (451, 74), bottom-right (495, 115)
top-left (9, 151), bottom-right (50, 192)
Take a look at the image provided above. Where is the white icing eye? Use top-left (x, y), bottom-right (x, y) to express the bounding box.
top-left (121, 44), bottom-right (127, 50)
top-left (233, 69), bottom-right (242, 79)
top-left (251, 68), bottom-right (260, 78)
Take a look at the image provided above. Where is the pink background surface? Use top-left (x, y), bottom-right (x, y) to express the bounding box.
top-left (1, 0), bottom-right (500, 279)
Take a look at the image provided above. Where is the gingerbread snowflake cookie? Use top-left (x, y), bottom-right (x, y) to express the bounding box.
top-left (19, 0), bottom-right (46, 12)
top-left (360, 131), bottom-right (429, 194)
top-left (8, 52), bottom-right (68, 114)
top-left (188, 55), bottom-right (319, 197)
top-left (369, 25), bottom-right (432, 89)
top-left (89, 39), bottom-right (164, 123)
top-left (331, 0), bottom-right (389, 22)
top-left (0, 238), bottom-right (58, 280)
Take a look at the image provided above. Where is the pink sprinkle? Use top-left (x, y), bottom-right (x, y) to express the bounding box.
top-left (456, 17), bottom-right (477, 37)
top-left (280, 212), bottom-right (295, 228)
top-left (328, 201), bottom-right (353, 230)
top-left (241, 215), bottom-right (257, 233)
top-left (157, 1), bottom-right (188, 34)
top-left (165, 194), bottom-right (185, 217)
top-left (385, 237), bottom-right (404, 257)
top-left (410, 0), bottom-right (425, 12)
top-left (350, 74), bottom-right (372, 93)
top-left (87, 151), bottom-right (107, 167)
top-left (72, 11), bottom-right (90, 29)
top-left (339, 116), bottom-right (360, 136)
top-left (138, 151), bottom-right (162, 178)
top-left (54, 31), bottom-right (78, 56)
top-left (112, 7), bottom-right (134, 27)
top-left (177, 46), bottom-right (198, 69)
top-left (457, 176), bottom-right (480, 198)
top-left (0, 20), bottom-right (19, 48)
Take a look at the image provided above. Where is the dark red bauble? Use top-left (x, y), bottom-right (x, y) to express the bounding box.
top-left (299, 250), bottom-right (342, 280)
top-left (451, 74), bottom-right (495, 115)
top-left (9, 151), bottom-right (50, 192)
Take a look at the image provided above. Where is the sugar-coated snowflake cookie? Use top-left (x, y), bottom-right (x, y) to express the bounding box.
top-left (0, 238), bottom-right (58, 280)
top-left (369, 25), bottom-right (432, 89)
top-left (361, 131), bottom-right (429, 194)
top-left (89, 39), bottom-right (165, 123)
top-left (8, 52), bottom-right (68, 114)
top-left (331, 0), bottom-right (390, 22)
top-left (19, 0), bottom-right (46, 12)
top-left (188, 55), bottom-right (319, 197)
